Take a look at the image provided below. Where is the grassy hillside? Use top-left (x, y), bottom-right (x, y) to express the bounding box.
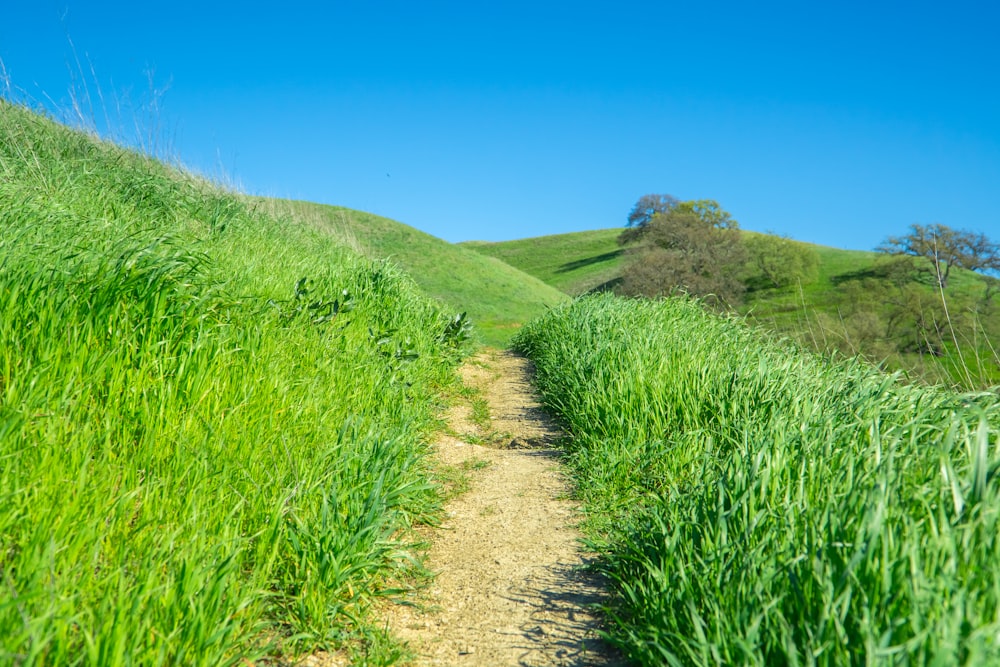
top-left (742, 241), bottom-right (1000, 386)
top-left (742, 241), bottom-right (985, 320)
top-left (469, 228), bottom-right (1000, 387)
top-left (462, 228), bottom-right (625, 296)
top-left (464, 227), bottom-right (888, 301)
top-left (265, 200), bottom-right (568, 346)
top-left (0, 100), bottom-right (470, 664)
top-left (514, 294), bottom-right (1000, 664)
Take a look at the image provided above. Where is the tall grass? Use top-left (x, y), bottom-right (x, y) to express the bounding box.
top-left (0, 100), bottom-right (468, 664)
top-left (513, 294), bottom-right (1000, 665)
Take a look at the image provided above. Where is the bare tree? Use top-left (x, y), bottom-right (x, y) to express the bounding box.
top-left (877, 223), bottom-right (1000, 289)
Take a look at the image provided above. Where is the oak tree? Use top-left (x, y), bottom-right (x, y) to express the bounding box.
top-left (618, 198), bottom-right (747, 307)
top-left (619, 193), bottom-right (680, 244)
top-left (877, 223), bottom-right (1000, 290)
top-left (745, 233), bottom-right (820, 288)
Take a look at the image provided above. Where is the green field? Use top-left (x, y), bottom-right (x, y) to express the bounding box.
top-left (463, 228), bottom-right (885, 302)
top-left (0, 100), bottom-right (471, 664)
top-left (267, 200), bottom-right (568, 347)
top-left (462, 228), bottom-right (625, 296)
top-left (514, 294), bottom-right (1000, 665)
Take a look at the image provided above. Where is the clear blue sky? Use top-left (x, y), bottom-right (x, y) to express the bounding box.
top-left (3, 1), bottom-right (999, 249)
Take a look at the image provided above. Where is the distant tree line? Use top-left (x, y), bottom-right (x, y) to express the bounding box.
top-left (616, 194), bottom-right (1000, 385)
top-left (617, 194), bottom-right (999, 304)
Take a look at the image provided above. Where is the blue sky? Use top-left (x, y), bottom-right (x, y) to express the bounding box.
top-left (3, 1), bottom-right (999, 249)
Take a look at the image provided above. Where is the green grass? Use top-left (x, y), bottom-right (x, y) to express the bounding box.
top-left (513, 294), bottom-right (1000, 665)
top-left (743, 241), bottom-right (1000, 386)
top-left (462, 228), bottom-right (625, 296)
top-left (742, 242), bottom-right (986, 320)
top-left (471, 228), bottom-right (1000, 387)
top-left (264, 199), bottom-right (569, 347)
top-left (0, 100), bottom-right (471, 664)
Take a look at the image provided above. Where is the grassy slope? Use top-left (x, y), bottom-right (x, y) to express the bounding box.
top-left (743, 242), bottom-right (989, 319)
top-left (462, 228), bottom-right (625, 296)
top-left (468, 228), bottom-right (999, 386)
top-left (741, 242), bottom-right (890, 330)
top-left (463, 228), bottom-right (891, 301)
top-left (463, 227), bottom-right (991, 302)
top-left (264, 200), bottom-right (569, 347)
top-left (742, 241), bottom-right (999, 385)
top-left (0, 101), bottom-right (468, 664)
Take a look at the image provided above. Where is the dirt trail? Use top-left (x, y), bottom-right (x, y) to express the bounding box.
top-left (387, 349), bottom-right (621, 667)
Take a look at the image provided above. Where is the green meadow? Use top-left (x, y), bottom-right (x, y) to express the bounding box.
top-left (268, 199), bottom-right (568, 347)
top-left (462, 228), bottom-right (625, 296)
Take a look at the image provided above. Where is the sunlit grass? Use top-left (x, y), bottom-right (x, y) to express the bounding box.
top-left (266, 199), bottom-right (569, 347)
top-left (514, 294), bottom-right (1000, 665)
top-left (462, 228), bottom-right (625, 296)
top-left (0, 100), bottom-right (470, 664)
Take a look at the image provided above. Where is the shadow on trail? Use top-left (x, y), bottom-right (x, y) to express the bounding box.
top-left (496, 560), bottom-right (625, 667)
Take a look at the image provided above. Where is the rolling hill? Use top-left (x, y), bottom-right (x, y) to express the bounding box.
top-left (4, 95), bottom-right (999, 666)
top-left (462, 228), bottom-right (625, 296)
top-left (465, 227), bottom-right (1000, 387)
top-left (261, 199), bottom-right (569, 346)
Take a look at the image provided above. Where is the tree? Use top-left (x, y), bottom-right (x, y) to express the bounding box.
top-left (745, 233), bottom-right (820, 288)
top-left (877, 223), bottom-right (1000, 290)
top-left (619, 194), bottom-right (680, 244)
top-left (617, 199), bottom-right (747, 308)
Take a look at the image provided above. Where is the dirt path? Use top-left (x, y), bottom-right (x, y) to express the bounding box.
top-left (387, 349), bottom-right (622, 666)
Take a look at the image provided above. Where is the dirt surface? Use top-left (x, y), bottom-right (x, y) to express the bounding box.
top-left (386, 349), bottom-right (622, 667)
